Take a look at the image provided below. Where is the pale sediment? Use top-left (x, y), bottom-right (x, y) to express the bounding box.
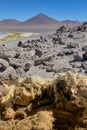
top-left (0, 32), bottom-right (39, 43)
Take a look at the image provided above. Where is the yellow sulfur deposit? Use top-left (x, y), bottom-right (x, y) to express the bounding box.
top-left (0, 72), bottom-right (87, 130)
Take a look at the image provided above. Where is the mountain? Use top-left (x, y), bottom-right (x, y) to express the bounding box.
top-left (0, 19), bottom-right (21, 26)
top-left (0, 13), bottom-right (81, 26)
top-left (20, 13), bottom-right (60, 25)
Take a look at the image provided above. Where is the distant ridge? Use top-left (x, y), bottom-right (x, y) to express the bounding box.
top-left (62, 20), bottom-right (80, 24)
top-left (0, 13), bottom-right (81, 26)
top-left (0, 19), bottom-right (21, 26)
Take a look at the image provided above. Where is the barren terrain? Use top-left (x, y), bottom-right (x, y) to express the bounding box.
top-left (0, 22), bottom-right (87, 130)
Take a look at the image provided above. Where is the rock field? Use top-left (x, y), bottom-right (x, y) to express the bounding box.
top-left (1, 23), bottom-right (87, 80)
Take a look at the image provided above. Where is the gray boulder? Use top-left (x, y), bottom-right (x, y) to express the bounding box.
top-left (57, 51), bottom-right (65, 56)
top-left (73, 53), bottom-right (82, 61)
top-left (82, 45), bottom-right (87, 51)
top-left (0, 46), bottom-right (16, 59)
top-left (17, 41), bottom-right (23, 47)
top-left (42, 61), bottom-right (54, 67)
top-left (46, 66), bottom-right (54, 72)
top-left (34, 59), bottom-right (43, 66)
top-left (0, 66), bottom-right (17, 80)
top-left (67, 43), bottom-right (79, 49)
top-left (23, 63), bottom-right (31, 72)
top-left (64, 49), bottom-right (76, 55)
top-left (34, 55), bottom-right (53, 66)
top-left (18, 50), bottom-right (35, 59)
top-left (82, 51), bottom-right (87, 61)
top-left (81, 62), bottom-right (87, 70)
top-left (0, 58), bottom-right (9, 72)
top-left (16, 68), bottom-right (26, 77)
top-left (71, 63), bottom-right (81, 68)
top-left (35, 49), bottom-right (43, 57)
top-left (8, 58), bottom-right (22, 69)
top-left (68, 33), bottom-right (73, 38)
top-left (13, 47), bottom-right (23, 58)
top-left (56, 25), bottom-right (68, 33)
top-left (8, 58), bottom-right (32, 70)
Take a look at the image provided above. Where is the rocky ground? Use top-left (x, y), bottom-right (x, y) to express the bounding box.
top-left (1, 22), bottom-right (87, 80)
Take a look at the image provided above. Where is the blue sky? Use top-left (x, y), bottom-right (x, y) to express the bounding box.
top-left (0, 0), bottom-right (87, 21)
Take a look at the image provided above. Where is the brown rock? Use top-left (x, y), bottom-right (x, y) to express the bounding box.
top-left (4, 107), bottom-right (15, 120)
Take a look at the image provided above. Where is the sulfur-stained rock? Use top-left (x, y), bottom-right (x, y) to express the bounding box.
top-left (13, 87), bottom-right (34, 105)
top-left (0, 110), bottom-right (54, 130)
top-left (14, 109), bottom-right (27, 120)
top-left (1, 84), bottom-right (15, 107)
top-left (13, 76), bottom-right (45, 106)
top-left (1, 73), bottom-right (87, 129)
top-left (0, 85), bottom-right (8, 99)
top-left (3, 107), bottom-right (15, 120)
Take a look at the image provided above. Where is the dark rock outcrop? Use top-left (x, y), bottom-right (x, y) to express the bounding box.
top-left (73, 53), bottom-right (82, 61)
top-left (67, 43), bottom-right (79, 49)
top-left (82, 51), bottom-right (87, 61)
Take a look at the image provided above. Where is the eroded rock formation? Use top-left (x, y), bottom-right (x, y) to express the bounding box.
top-left (0, 72), bottom-right (87, 130)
